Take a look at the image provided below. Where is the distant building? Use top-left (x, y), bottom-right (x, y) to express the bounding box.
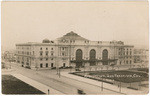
top-left (2, 51), bottom-right (16, 62)
top-left (15, 31), bottom-right (134, 69)
top-left (133, 48), bottom-right (149, 66)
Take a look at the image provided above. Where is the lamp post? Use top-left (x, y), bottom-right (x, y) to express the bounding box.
top-left (84, 62), bottom-right (85, 75)
top-left (58, 67), bottom-right (61, 78)
top-left (56, 41), bottom-right (61, 77)
top-left (101, 77), bottom-right (103, 91)
top-left (119, 81), bottom-right (121, 92)
top-left (56, 56), bottom-right (60, 78)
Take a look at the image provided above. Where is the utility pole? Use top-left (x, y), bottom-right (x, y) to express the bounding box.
top-left (101, 77), bottom-right (103, 91)
top-left (119, 81), bottom-right (121, 92)
top-left (58, 67), bottom-right (61, 78)
top-left (56, 43), bottom-right (60, 76)
top-left (84, 62), bottom-right (85, 75)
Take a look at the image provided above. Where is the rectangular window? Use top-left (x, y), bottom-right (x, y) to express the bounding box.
top-left (62, 47), bottom-right (65, 50)
top-left (62, 53), bottom-right (65, 56)
top-left (40, 52), bottom-right (43, 56)
top-left (51, 53), bottom-right (53, 56)
top-left (40, 58), bottom-right (43, 61)
top-left (46, 52), bottom-right (48, 56)
top-left (51, 48), bottom-right (53, 50)
top-left (46, 63), bottom-right (48, 67)
top-left (46, 58), bottom-right (48, 61)
top-left (130, 52), bottom-right (132, 55)
top-left (130, 60), bottom-right (132, 64)
top-left (51, 63), bottom-right (53, 67)
top-left (40, 63), bottom-right (43, 68)
top-left (63, 63), bottom-right (66, 67)
top-left (51, 58), bottom-right (53, 60)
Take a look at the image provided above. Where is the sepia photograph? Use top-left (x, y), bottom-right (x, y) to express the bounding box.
top-left (1, 0), bottom-right (149, 95)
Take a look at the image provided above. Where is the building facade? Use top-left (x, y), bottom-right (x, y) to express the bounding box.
top-left (133, 48), bottom-right (149, 66)
top-left (2, 51), bottom-right (16, 62)
top-left (15, 32), bottom-right (134, 69)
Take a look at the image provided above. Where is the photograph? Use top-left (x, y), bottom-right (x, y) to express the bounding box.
top-left (1, 0), bottom-right (149, 95)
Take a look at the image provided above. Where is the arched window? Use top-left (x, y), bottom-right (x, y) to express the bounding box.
top-left (90, 49), bottom-right (96, 60)
top-left (102, 49), bottom-right (108, 65)
top-left (76, 49), bottom-right (83, 68)
top-left (89, 49), bottom-right (96, 66)
top-left (76, 49), bottom-right (82, 60)
top-left (102, 49), bottom-right (108, 60)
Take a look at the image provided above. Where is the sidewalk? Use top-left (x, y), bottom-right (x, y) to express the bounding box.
top-left (61, 72), bottom-right (148, 95)
top-left (12, 74), bottom-right (65, 95)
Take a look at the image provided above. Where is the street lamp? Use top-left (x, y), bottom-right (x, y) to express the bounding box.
top-left (56, 57), bottom-right (60, 78)
top-left (84, 62), bottom-right (86, 75)
top-left (101, 77), bottom-right (103, 91)
top-left (119, 81), bottom-right (121, 92)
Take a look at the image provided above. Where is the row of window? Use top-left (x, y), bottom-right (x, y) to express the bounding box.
top-left (17, 51), bottom-right (31, 55)
top-left (40, 63), bottom-right (66, 68)
top-left (120, 60), bottom-right (132, 64)
top-left (60, 39), bottom-right (75, 43)
top-left (40, 52), bottom-right (54, 56)
top-left (40, 58), bottom-right (53, 61)
top-left (17, 46), bottom-right (31, 50)
top-left (125, 56), bottom-right (132, 59)
top-left (119, 48), bottom-right (132, 51)
top-left (17, 51), bottom-right (35, 56)
top-left (40, 47), bottom-right (53, 50)
top-left (40, 63), bottom-right (54, 68)
top-left (119, 51), bottom-right (132, 55)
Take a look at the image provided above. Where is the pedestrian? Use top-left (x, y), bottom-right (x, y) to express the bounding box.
top-left (48, 89), bottom-right (50, 95)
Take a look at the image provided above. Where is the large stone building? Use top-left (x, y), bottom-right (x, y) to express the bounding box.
top-left (15, 31), bottom-right (134, 69)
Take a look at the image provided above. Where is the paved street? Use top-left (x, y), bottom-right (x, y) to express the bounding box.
top-left (2, 62), bottom-right (148, 95)
top-left (2, 62), bottom-right (124, 95)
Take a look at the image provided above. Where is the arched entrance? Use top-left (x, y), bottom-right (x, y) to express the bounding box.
top-left (76, 49), bottom-right (83, 68)
top-left (102, 49), bottom-right (108, 65)
top-left (90, 49), bottom-right (96, 66)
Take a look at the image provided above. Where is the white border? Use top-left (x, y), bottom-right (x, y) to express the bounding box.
top-left (0, 1), bottom-right (149, 96)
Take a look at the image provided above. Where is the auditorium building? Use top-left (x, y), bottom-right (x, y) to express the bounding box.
top-left (15, 31), bottom-right (134, 69)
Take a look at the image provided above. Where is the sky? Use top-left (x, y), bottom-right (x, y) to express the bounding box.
top-left (1, 1), bottom-right (149, 51)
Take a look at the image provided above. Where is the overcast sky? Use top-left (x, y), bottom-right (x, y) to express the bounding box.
top-left (1, 1), bottom-right (149, 50)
